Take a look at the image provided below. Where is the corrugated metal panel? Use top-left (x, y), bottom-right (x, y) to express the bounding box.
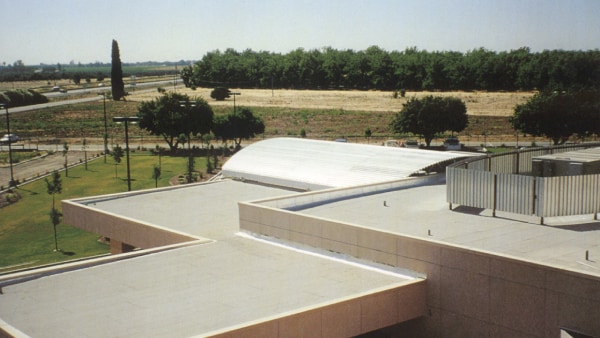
top-left (467, 159), bottom-right (488, 171)
top-left (517, 150), bottom-right (535, 174)
top-left (448, 143), bottom-right (600, 219)
top-left (537, 174), bottom-right (600, 217)
top-left (222, 138), bottom-right (475, 190)
top-left (446, 167), bottom-right (495, 209)
top-left (491, 154), bottom-right (515, 173)
top-left (496, 173), bottom-right (535, 215)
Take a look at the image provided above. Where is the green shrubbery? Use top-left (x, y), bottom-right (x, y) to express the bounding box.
top-left (210, 87), bottom-right (231, 101)
top-left (0, 89), bottom-right (48, 107)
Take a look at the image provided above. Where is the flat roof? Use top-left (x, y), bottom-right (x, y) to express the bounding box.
top-left (1, 235), bottom-right (415, 338)
top-left (534, 146), bottom-right (600, 163)
top-left (80, 180), bottom-right (295, 240)
top-left (3, 140), bottom-right (597, 336)
top-left (296, 183), bottom-right (600, 276)
top-left (0, 180), bottom-right (419, 337)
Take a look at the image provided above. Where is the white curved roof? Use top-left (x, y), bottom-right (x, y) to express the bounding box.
top-left (222, 138), bottom-right (472, 190)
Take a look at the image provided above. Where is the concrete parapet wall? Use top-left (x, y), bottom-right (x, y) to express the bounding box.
top-left (258, 174), bottom-right (444, 211)
top-left (239, 201), bottom-right (600, 337)
top-left (63, 200), bottom-right (203, 251)
top-left (207, 280), bottom-right (426, 338)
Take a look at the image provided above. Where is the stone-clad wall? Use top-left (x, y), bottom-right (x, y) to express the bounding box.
top-left (63, 200), bottom-right (202, 252)
top-left (239, 202), bottom-right (600, 337)
top-left (207, 281), bottom-right (426, 338)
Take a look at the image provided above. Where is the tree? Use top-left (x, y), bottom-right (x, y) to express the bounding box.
top-left (72, 73), bottom-right (81, 85)
top-left (213, 108), bottom-right (265, 150)
top-left (137, 92), bottom-right (214, 151)
top-left (186, 154), bottom-right (196, 183)
top-left (45, 171), bottom-right (62, 252)
top-left (152, 165), bottom-right (161, 188)
top-left (390, 96), bottom-right (468, 147)
top-left (211, 144), bottom-right (219, 171)
top-left (112, 144), bottom-right (124, 179)
top-left (111, 39), bottom-right (126, 101)
top-left (62, 143), bottom-right (69, 177)
top-left (511, 90), bottom-right (600, 145)
top-left (82, 137), bottom-right (88, 170)
top-left (181, 46), bottom-right (600, 92)
top-left (180, 66), bottom-right (196, 90)
top-left (210, 87), bottom-right (231, 101)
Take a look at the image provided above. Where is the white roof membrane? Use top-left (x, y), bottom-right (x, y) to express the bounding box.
top-left (222, 138), bottom-right (472, 190)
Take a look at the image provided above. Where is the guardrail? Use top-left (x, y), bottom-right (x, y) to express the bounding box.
top-left (446, 143), bottom-right (600, 224)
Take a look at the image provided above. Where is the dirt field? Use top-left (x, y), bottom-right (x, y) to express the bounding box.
top-left (4, 80), bottom-right (536, 144)
top-left (126, 87), bottom-right (534, 143)
top-left (130, 87), bottom-right (533, 117)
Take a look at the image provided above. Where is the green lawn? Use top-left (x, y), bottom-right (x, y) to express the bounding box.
top-left (0, 152), bottom-right (208, 272)
top-left (0, 150), bottom-right (44, 165)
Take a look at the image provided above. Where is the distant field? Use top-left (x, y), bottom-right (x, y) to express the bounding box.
top-left (2, 78), bottom-right (535, 144)
top-left (0, 65), bottom-right (177, 92)
top-left (59, 64), bottom-right (177, 74)
top-left (131, 87), bottom-right (532, 117)
top-left (128, 87), bottom-right (534, 143)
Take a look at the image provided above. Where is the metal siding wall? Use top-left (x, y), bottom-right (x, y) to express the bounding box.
top-left (447, 168), bottom-right (495, 209)
top-left (537, 175), bottom-right (600, 217)
top-left (491, 154), bottom-right (515, 174)
top-left (448, 170), bottom-right (600, 218)
top-left (468, 159), bottom-right (488, 171)
top-left (496, 174), bottom-right (535, 215)
top-left (448, 143), bottom-right (600, 219)
top-left (518, 150), bottom-right (535, 174)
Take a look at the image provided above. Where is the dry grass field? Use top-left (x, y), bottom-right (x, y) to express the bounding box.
top-left (129, 87), bottom-right (534, 143)
top-left (131, 87), bottom-right (532, 116)
top-left (4, 80), bottom-right (536, 144)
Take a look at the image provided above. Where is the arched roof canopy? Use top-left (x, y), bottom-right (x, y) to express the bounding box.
top-left (222, 138), bottom-right (473, 191)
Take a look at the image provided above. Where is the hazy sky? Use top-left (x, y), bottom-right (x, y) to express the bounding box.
top-left (2, 0), bottom-right (599, 65)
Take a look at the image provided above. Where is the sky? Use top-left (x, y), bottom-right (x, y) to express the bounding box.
top-left (1, 0), bottom-right (600, 65)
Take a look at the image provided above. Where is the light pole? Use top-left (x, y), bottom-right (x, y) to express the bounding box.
top-left (179, 100), bottom-right (196, 183)
top-left (113, 116), bottom-right (139, 191)
top-left (0, 103), bottom-right (15, 188)
top-left (231, 92), bottom-right (241, 113)
top-left (98, 92), bottom-right (108, 163)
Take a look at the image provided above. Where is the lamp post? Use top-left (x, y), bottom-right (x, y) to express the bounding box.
top-left (179, 101), bottom-right (196, 183)
top-left (113, 116), bottom-right (139, 191)
top-left (98, 92), bottom-right (108, 163)
top-left (231, 92), bottom-right (241, 113)
top-left (0, 103), bottom-right (15, 188)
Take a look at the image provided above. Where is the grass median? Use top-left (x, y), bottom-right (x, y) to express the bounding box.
top-left (0, 151), bottom-right (209, 273)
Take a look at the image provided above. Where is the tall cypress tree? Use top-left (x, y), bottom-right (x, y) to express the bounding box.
top-left (111, 39), bottom-right (125, 101)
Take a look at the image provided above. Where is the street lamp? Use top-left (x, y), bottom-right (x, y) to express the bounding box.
top-left (179, 101), bottom-right (196, 183)
top-left (231, 92), bottom-right (241, 113)
top-left (98, 92), bottom-right (109, 163)
top-left (0, 103), bottom-right (16, 188)
top-left (113, 116), bottom-right (139, 191)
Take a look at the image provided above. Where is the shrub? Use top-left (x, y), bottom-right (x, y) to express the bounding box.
top-left (5, 193), bottom-right (17, 203)
top-left (210, 87), bottom-right (231, 101)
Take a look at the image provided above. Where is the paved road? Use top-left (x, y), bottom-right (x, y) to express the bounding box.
top-left (0, 79), bottom-right (182, 116)
top-left (43, 79), bottom-right (182, 99)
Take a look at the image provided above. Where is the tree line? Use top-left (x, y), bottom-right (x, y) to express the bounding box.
top-left (0, 88), bottom-right (48, 107)
top-left (0, 60), bottom-right (185, 82)
top-left (181, 46), bottom-right (600, 92)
